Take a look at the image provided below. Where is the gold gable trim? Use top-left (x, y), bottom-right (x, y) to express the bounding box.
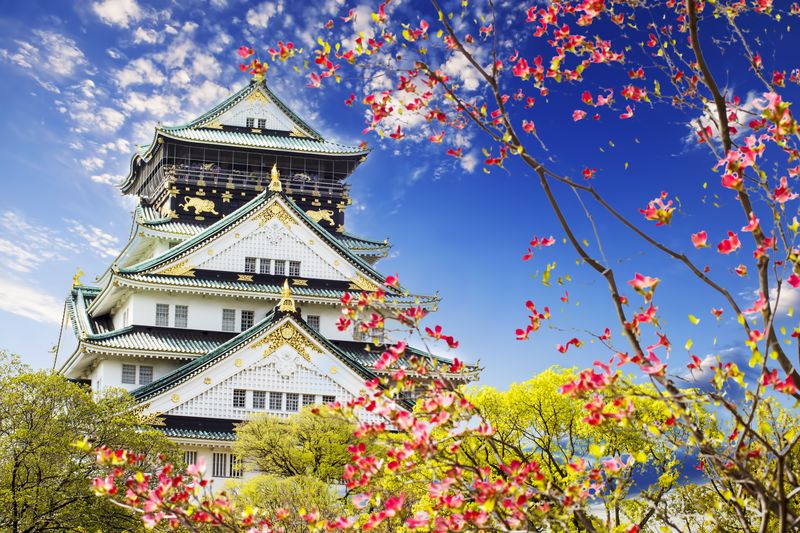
top-left (249, 322), bottom-right (322, 361)
top-left (156, 259), bottom-right (196, 277)
top-left (256, 201), bottom-right (296, 228)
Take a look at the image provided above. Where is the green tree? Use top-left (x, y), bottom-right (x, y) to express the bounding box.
top-left (233, 407), bottom-right (355, 481)
top-left (0, 352), bottom-right (177, 533)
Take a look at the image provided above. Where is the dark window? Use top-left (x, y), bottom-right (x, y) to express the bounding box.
top-left (307, 315), bottom-right (320, 331)
top-left (229, 454), bottom-right (242, 478)
top-left (233, 389), bottom-right (246, 408)
top-left (286, 393), bottom-right (299, 412)
top-left (288, 261), bottom-right (301, 276)
top-left (174, 305), bottom-right (188, 328)
top-left (302, 394), bottom-right (316, 407)
top-left (322, 395), bottom-right (336, 405)
top-left (269, 392), bottom-right (283, 410)
top-left (253, 390), bottom-right (266, 409)
top-left (259, 258), bottom-right (271, 274)
top-left (121, 364), bottom-right (136, 384)
top-left (274, 260), bottom-right (285, 276)
top-left (139, 365), bottom-right (154, 385)
top-left (184, 451), bottom-right (197, 466)
top-left (257, 118), bottom-right (267, 129)
top-left (222, 309), bottom-right (236, 332)
top-left (245, 117), bottom-right (255, 128)
top-left (244, 257), bottom-right (257, 273)
top-left (155, 303), bottom-right (169, 326)
top-left (241, 310), bottom-right (254, 331)
top-left (212, 452), bottom-right (228, 477)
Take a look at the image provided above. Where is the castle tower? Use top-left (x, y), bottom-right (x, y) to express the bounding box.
top-left (58, 79), bottom-right (460, 482)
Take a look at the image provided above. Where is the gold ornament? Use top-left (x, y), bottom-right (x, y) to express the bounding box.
top-left (278, 279), bottom-right (296, 312)
top-left (250, 321), bottom-right (322, 361)
top-left (156, 259), bottom-right (195, 277)
top-left (268, 163), bottom-right (282, 192)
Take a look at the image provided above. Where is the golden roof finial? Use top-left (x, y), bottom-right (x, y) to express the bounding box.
top-left (268, 163), bottom-right (282, 192)
top-left (278, 279), bottom-right (295, 312)
top-left (72, 267), bottom-right (85, 287)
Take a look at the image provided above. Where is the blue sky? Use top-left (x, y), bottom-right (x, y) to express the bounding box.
top-left (0, 0), bottom-right (794, 387)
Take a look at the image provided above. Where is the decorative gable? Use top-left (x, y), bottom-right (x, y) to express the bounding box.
top-left (140, 317), bottom-right (377, 421)
top-left (201, 87), bottom-right (306, 136)
top-left (195, 218), bottom-right (345, 280)
top-left (168, 344), bottom-right (351, 419)
top-left (145, 196), bottom-right (384, 288)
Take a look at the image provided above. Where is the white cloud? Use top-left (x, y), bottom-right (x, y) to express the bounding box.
top-left (0, 279), bottom-right (63, 324)
top-left (66, 220), bottom-right (120, 259)
top-left (460, 152), bottom-right (478, 173)
top-left (90, 173), bottom-right (123, 185)
top-left (170, 69), bottom-right (191, 87)
top-left (0, 30), bottom-right (88, 91)
top-left (80, 156), bottom-right (104, 172)
top-left (116, 57), bottom-right (165, 88)
top-left (120, 91), bottom-right (181, 118)
top-left (246, 1), bottom-right (281, 28)
top-left (688, 90), bottom-right (760, 144)
top-left (0, 212), bottom-right (75, 273)
top-left (210, 0), bottom-right (228, 8)
top-left (190, 52), bottom-right (220, 78)
top-left (92, 0), bottom-right (143, 28)
top-left (106, 48), bottom-right (122, 59)
top-left (133, 26), bottom-right (161, 45)
top-left (187, 80), bottom-right (229, 108)
top-left (91, 173), bottom-right (123, 185)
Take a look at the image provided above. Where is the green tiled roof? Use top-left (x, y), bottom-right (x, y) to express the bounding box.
top-left (164, 81), bottom-right (323, 140)
top-left (337, 233), bottom-right (390, 252)
top-left (121, 191), bottom-right (403, 295)
top-left (133, 310), bottom-right (380, 402)
top-left (157, 81), bottom-right (367, 156)
top-left (157, 128), bottom-right (366, 156)
top-left (159, 427), bottom-right (235, 441)
top-left (85, 326), bottom-right (228, 354)
top-left (118, 273), bottom-right (438, 306)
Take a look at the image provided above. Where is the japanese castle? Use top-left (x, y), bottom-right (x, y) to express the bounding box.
top-left (57, 79), bottom-right (461, 482)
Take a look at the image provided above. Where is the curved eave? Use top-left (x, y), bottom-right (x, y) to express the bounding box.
top-left (87, 271), bottom-right (439, 316)
top-left (155, 128), bottom-right (369, 157)
top-left (119, 192), bottom-right (404, 297)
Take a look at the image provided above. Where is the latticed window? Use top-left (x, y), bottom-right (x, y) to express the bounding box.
top-left (257, 118), bottom-right (267, 129)
top-left (174, 305), bottom-right (188, 328)
top-left (241, 310), bottom-right (254, 331)
top-left (212, 453), bottom-right (228, 477)
top-left (245, 117), bottom-right (255, 128)
top-left (302, 394), bottom-right (316, 407)
top-left (233, 389), bottom-right (246, 408)
top-left (222, 309), bottom-right (236, 332)
top-left (274, 260), bottom-right (286, 276)
top-left (244, 257), bottom-right (257, 273)
top-left (322, 395), bottom-right (336, 405)
top-left (370, 328), bottom-right (385, 344)
top-left (289, 261), bottom-right (301, 276)
top-left (253, 390), bottom-right (266, 409)
top-left (269, 392), bottom-right (283, 410)
top-left (229, 455), bottom-right (243, 478)
top-left (286, 393), bottom-right (299, 412)
top-left (139, 365), bottom-right (154, 385)
top-left (121, 364), bottom-right (136, 384)
top-left (307, 315), bottom-right (320, 331)
top-left (155, 304), bottom-right (169, 326)
top-left (259, 258), bottom-right (271, 274)
top-left (184, 451), bottom-right (197, 466)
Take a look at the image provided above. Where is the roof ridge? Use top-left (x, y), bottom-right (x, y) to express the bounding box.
top-left (132, 309), bottom-right (278, 401)
top-left (119, 192), bottom-right (403, 294)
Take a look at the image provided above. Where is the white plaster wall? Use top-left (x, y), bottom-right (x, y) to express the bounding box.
top-left (168, 344), bottom-right (351, 419)
top-left (92, 357), bottom-right (186, 393)
top-left (124, 292), bottom-right (354, 341)
top-left (195, 220), bottom-right (346, 281)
